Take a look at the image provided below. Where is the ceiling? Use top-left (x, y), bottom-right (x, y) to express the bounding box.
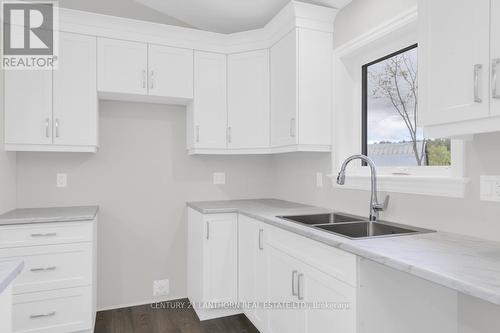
top-left (134, 0), bottom-right (352, 34)
top-left (57, 0), bottom-right (194, 28)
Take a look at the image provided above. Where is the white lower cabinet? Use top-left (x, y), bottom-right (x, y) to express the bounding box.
top-left (238, 215), bottom-right (268, 331)
top-left (0, 220), bottom-right (97, 333)
top-left (187, 208), bottom-right (239, 320)
top-left (191, 210), bottom-right (357, 332)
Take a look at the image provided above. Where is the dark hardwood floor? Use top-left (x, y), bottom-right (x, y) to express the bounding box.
top-left (94, 299), bottom-right (260, 333)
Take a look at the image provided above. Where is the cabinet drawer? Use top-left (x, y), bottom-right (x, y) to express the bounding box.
top-left (13, 286), bottom-right (92, 333)
top-left (265, 223), bottom-right (357, 287)
top-left (0, 222), bottom-right (93, 248)
top-left (0, 243), bottom-right (92, 294)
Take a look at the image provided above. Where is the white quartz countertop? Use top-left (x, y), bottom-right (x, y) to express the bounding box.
top-left (0, 261), bottom-right (23, 294)
top-left (187, 199), bottom-right (500, 306)
top-left (0, 206), bottom-right (99, 225)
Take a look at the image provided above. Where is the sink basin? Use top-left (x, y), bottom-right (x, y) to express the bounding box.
top-left (278, 213), bottom-right (363, 226)
top-left (314, 221), bottom-right (431, 239)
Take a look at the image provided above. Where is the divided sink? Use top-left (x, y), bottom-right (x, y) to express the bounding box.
top-left (278, 213), bottom-right (434, 240)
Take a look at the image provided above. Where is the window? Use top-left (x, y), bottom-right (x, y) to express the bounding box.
top-left (361, 44), bottom-right (451, 167)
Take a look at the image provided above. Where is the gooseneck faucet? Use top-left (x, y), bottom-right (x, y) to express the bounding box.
top-left (336, 154), bottom-right (390, 222)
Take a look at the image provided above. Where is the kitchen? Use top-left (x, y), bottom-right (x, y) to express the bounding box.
top-left (0, 0), bottom-right (500, 332)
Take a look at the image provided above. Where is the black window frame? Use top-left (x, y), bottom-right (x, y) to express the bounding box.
top-left (361, 43), bottom-right (419, 163)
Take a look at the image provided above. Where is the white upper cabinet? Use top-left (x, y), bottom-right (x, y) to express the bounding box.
top-left (270, 28), bottom-right (332, 150)
top-left (148, 45), bottom-right (193, 100)
top-left (228, 50), bottom-right (270, 149)
top-left (54, 32), bottom-right (97, 147)
top-left (491, 0), bottom-right (500, 116)
top-left (97, 38), bottom-right (194, 103)
top-left (419, 0), bottom-right (500, 137)
top-left (4, 70), bottom-right (52, 146)
top-left (271, 31), bottom-right (298, 148)
top-left (4, 32), bottom-right (97, 152)
top-left (97, 38), bottom-right (148, 96)
top-left (187, 51), bottom-right (227, 150)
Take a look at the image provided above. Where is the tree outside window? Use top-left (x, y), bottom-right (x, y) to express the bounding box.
top-left (362, 45), bottom-right (451, 167)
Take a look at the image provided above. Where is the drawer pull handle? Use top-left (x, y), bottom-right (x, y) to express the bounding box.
top-left (30, 311), bottom-right (56, 319)
top-left (30, 266), bottom-right (57, 272)
top-left (30, 233), bottom-right (57, 237)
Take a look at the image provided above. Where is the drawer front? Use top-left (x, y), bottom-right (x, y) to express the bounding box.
top-left (13, 286), bottom-right (92, 333)
top-left (0, 221), bottom-right (93, 248)
top-left (265, 223), bottom-right (357, 287)
top-left (0, 243), bottom-right (92, 294)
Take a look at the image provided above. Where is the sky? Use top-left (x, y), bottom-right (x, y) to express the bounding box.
top-left (366, 47), bottom-right (423, 144)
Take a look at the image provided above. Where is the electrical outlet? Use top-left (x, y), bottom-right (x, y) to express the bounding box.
top-left (56, 173), bottom-right (67, 188)
top-left (480, 176), bottom-right (500, 202)
top-left (213, 172), bottom-right (226, 185)
top-left (316, 172), bottom-right (324, 188)
top-left (153, 279), bottom-right (170, 296)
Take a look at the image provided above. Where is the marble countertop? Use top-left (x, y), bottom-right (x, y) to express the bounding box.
top-left (0, 206), bottom-right (99, 225)
top-left (188, 199), bottom-right (500, 306)
top-left (0, 261), bottom-right (23, 294)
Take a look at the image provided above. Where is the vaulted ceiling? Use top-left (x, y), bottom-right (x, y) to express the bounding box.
top-left (57, 0), bottom-right (351, 34)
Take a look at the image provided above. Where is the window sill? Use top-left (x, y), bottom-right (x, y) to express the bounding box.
top-left (329, 174), bottom-right (470, 198)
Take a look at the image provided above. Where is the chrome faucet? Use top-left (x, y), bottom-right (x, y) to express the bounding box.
top-left (336, 154), bottom-right (390, 222)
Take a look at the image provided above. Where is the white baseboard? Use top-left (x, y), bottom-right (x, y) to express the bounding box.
top-left (97, 295), bottom-right (188, 312)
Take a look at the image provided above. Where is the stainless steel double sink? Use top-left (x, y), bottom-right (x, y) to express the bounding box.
top-left (277, 213), bottom-right (434, 240)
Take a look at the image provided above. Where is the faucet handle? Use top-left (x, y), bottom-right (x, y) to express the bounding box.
top-left (374, 195), bottom-right (390, 212)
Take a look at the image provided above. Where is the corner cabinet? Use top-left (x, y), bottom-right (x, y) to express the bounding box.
top-left (419, 0), bottom-right (500, 137)
top-left (189, 208), bottom-right (358, 332)
top-left (187, 208), bottom-right (239, 321)
top-left (270, 28), bottom-right (333, 151)
top-left (4, 32), bottom-right (98, 152)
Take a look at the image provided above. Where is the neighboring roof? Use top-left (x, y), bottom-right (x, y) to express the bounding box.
top-left (368, 141), bottom-right (425, 156)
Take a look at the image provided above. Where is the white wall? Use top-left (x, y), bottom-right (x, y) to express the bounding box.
top-left (15, 101), bottom-right (273, 309)
top-left (0, 71), bottom-right (17, 214)
top-left (333, 0), bottom-right (417, 47)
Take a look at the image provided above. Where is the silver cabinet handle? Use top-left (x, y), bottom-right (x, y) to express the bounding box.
top-left (30, 311), bottom-right (56, 319)
top-left (297, 273), bottom-right (304, 300)
top-left (150, 70), bottom-right (155, 89)
top-left (290, 118), bottom-right (296, 138)
top-left (30, 232), bottom-right (57, 237)
top-left (474, 64), bottom-right (483, 103)
top-left (258, 229), bottom-right (264, 250)
top-left (142, 70), bottom-right (147, 89)
top-left (30, 266), bottom-right (56, 272)
top-left (493, 59), bottom-right (500, 99)
top-left (55, 119), bottom-right (60, 138)
top-left (227, 127), bottom-right (232, 144)
top-left (195, 126), bottom-right (200, 143)
top-left (292, 270), bottom-right (298, 296)
top-left (45, 118), bottom-right (50, 138)
top-left (206, 221), bottom-right (210, 240)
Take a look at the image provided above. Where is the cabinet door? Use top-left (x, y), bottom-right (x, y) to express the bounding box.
top-left (53, 32), bottom-right (97, 147)
top-left (270, 29), bottom-right (297, 147)
top-left (97, 38), bottom-right (148, 95)
top-left (302, 263), bottom-right (356, 333)
top-left (238, 216), bottom-right (267, 331)
top-left (148, 45), bottom-right (193, 99)
top-left (266, 245), bottom-right (304, 333)
top-left (192, 51), bottom-right (227, 149)
top-left (4, 70), bottom-right (52, 145)
top-left (228, 50), bottom-right (270, 149)
top-left (492, 0), bottom-right (500, 116)
top-left (203, 214), bottom-right (237, 304)
top-left (418, 0), bottom-right (490, 126)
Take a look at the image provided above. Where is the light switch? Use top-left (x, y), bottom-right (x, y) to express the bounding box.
top-left (56, 173), bottom-right (67, 188)
top-left (480, 176), bottom-right (500, 202)
top-left (213, 172), bottom-right (226, 185)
